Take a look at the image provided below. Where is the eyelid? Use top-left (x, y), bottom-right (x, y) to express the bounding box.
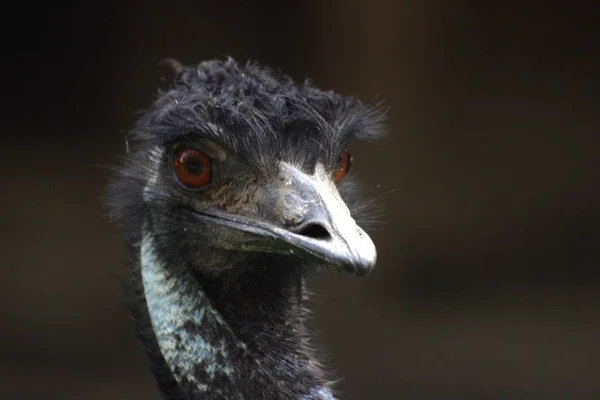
top-left (172, 139), bottom-right (227, 163)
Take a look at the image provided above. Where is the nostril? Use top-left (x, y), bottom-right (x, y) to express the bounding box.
top-left (296, 223), bottom-right (332, 240)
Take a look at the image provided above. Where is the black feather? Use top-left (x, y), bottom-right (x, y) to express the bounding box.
top-left (106, 57), bottom-right (386, 400)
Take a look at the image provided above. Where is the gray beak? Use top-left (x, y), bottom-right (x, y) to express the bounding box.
top-left (272, 162), bottom-right (377, 276)
top-left (202, 162), bottom-right (377, 275)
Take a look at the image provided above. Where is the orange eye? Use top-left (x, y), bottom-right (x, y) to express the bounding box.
top-left (173, 148), bottom-right (212, 188)
top-left (334, 150), bottom-right (352, 183)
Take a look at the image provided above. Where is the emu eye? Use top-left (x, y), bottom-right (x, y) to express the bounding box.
top-left (173, 148), bottom-right (212, 188)
top-left (334, 150), bottom-right (352, 183)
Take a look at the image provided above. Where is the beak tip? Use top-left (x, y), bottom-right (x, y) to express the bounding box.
top-left (345, 252), bottom-right (377, 277)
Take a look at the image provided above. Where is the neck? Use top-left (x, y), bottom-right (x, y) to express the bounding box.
top-left (137, 231), bottom-right (335, 400)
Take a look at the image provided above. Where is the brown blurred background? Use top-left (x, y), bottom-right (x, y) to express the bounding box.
top-left (1, 1), bottom-right (598, 399)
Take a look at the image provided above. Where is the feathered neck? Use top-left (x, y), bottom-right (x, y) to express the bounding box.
top-left (137, 231), bottom-right (336, 400)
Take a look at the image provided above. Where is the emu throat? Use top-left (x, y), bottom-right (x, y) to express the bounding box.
top-left (140, 232), bottom-right (334, 399)
top-left (141, 233), bottom-right (236, 395)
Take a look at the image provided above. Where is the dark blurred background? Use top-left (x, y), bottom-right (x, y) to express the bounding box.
top-left (1, 1), bottom-right (599, 399)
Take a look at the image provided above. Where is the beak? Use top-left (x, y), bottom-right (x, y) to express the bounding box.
top-left (202, 162), bottom-right (377, 276)
top-left (270, 162), bottom-right (377, 276)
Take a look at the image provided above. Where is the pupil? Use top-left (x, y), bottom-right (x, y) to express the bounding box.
top-left (185, 160), bottom-right (203, 175)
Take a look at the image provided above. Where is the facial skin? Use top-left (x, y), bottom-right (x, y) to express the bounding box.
top-left (142, 137), bottom-right (376, 278)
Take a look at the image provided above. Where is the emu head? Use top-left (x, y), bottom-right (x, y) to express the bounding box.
top-left (109, 59), bottom-right (384, 279)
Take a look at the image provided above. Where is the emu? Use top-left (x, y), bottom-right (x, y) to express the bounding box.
top-left (107, 58), bottom-right (385, 400)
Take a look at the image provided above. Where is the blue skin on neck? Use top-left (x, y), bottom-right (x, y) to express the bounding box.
top-left (141, 231), bottom-right (336, 399)
top-left (303, 388), bottom-right (336, 400)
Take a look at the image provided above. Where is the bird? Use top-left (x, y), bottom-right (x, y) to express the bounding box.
top-left (107, 58), bottom-right (385, 400)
